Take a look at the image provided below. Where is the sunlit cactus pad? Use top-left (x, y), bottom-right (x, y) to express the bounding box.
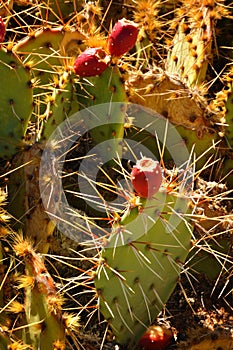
top-left (0, 48), bottom-right (33, 158)
top-left (95, 189), bottom-right (192, 347)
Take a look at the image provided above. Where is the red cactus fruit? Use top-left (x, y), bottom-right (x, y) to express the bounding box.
top-left (107, 18), bottom-right (139, 57)
top-left (138, 325), bottom-right (173, 350)
top-left (74, 47), bottom-right (110, 77)
top-left (0, 16), bottom-right (6, 43)
top-left (131, 157), bottom-right (162, 198)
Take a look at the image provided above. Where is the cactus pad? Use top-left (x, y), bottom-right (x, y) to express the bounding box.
top-left (127, 69), bottom-right (219, 169)
top-left (0, 48), bottom-right (33, 158)
top-left (42, 71), bottom-right (79, 140)
top-left (95, 188), bottom-right (192, 347)
top-left (14, 27), bottom-right (86, 117)
top-left (14, 26), bottom-right (86, 68)
top-left (76, 66), bottom-right (128, 161)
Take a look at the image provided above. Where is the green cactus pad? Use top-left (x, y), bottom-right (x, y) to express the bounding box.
top-left (14, 27), bottom-right (86, 77)
top-left (41, 0), bottom-right (83, 22)
top-left (24, 283), bottom-right (66, 349)
top-left (76, 66), bottom-right (128, 161)
top-left (14, 27), bottom-right (63, 78)
top-left (175, 125), bottom-right (219, 169)
top-left (127, 69), bottom-right (219, 170)
top-left (187, 238), bottom-right (231, 281)
top-left (8, 144), bottom-right (55, 254)
top-left (0, 48), bottom-right (33, 158)
top-left (94, 189), bottom-right (192, 347)
top-left (14, 27), bottom-right (86, 116)
top-left (42, 71), bottom-right (79, 140)
top-left (13, 238), bottom-right (66, 348)
top-left (166, 17), bottom-right (211, 88)
top-left (0, 332), bottom-right (9, 350)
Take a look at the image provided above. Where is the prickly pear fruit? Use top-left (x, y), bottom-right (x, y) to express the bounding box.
top-left (0, 16), bottom-right (5, 43)
top-left (138, 325), bottom-right (173, 350)
top-left (107, 18), bottom-right (139, 57)
top-left (74, 47), bottom-right (110, 77)
top-left (131, 157), bottom-right (162, 198)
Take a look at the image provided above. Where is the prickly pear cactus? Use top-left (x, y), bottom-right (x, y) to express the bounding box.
top-left (76, 66), bottom-right (128, 160)
top-left (8, 144), bottom-right (56, 253)
top-left (127, 69), bottom-right (219, 169)
top-left (14, 27), bottom-right (86, 117)
top-left (166, 0), bottom-right (228, 88)
top-left (14, 27), bottom-right (64, 82)
top-left (41, 0), bottom-right (83, 22)
top-left (94, 177), bottom-right (193, 347)
top-left (14, 237), bottom-right (67, 349)
top-left (42, 70), bottom-right (79, 140)
top-left (211, 67), bottom-right (233, 188)
top-left (0, 233), bottom-right (79, 350)
top-left (14, 27), bottom-right (86, 75)
top-left (0, 48), bottom-right (33, 158)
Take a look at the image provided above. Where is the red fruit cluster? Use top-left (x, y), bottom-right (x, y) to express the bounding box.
top-left (138, 325), bottom-right (172, 350)
top-left (131, 157), bottom-right (162, 198)
top-left (73, 47), bottom-right (110, 77)
top-left (107, 18), bottom-right (139, 57)
top-left (0, 16), bottom-right (6, 43)
top-left (74, 18), bottom-right (138, 77)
